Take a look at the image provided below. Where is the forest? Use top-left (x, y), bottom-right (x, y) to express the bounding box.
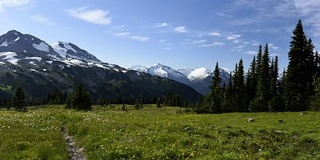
top-left (196, 20), bottom-right (320, 113)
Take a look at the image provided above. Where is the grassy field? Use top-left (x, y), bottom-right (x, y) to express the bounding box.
top-left (0, 105), bottom-right (320, 159)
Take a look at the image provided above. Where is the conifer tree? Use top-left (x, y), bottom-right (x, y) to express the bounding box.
top-left (71, 83), bottom-right (92, 110)
top-left (269, 56), bottom-right (282, 111)
top-left (210, 62), bottom-right (222, 113)
top-left (250, 44), bottom-right (270, 112)
top-left (285, 20), bottom-right (310, 111)
top-left (234, 59), bottom-right (246, 112)
top-left (246, 55), bottom-right (257, 106)
top-left (224, 72), bottom-right (234, 112)
top-left (256, 45), bottom-right (263, 74)
top-left (310, 78), bottom-right (320, 111)
top-left (11, 83), bottom-right (26, 111)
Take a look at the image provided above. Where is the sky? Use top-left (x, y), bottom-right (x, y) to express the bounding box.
top-left (1, 0), bottom-right (320, 71)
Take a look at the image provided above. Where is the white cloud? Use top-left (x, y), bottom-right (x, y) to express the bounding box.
top-left (226, 34), bottom-right (241, 43)
top-left (269, 43), bottom-right (279, 50)
top-left (252, 40), bottom-right (260, 46)
top-left (30, 15), bottom-right (53, 25)
top-left (226, 34), bottom-right (241, 40)
top-left (115, 32), bottom-right (150, 42)
top-left (185, 39), bottom-right (207, 45)
top-left (69, 7), bottom-right (111, 25)
top-left (208, 32), bottom-right (221, 36)
top-left (155, 22), bottom-right (168, 28)
top-left (245, 50), bottom-right (257, 55)
top-left (270, 53), bottom-right (279, 57)
top-left (0, 0), bottom-right (30, 12)
top-left (200, 42), bottom-right (224, 47)
top-left (174, 26), bottom-right (187, 33)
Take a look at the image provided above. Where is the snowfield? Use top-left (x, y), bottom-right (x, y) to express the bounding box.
top-left (33, 42), bottom-right (49, 52)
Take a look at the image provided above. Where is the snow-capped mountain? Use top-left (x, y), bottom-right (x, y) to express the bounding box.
top-left (129, 64), bottom-right (230, 95)
top-left (0, 30), bottom-right (201, 101)
top-left (50, 41), bottom-right (100, 62)
top-left (0, 30), bottom-right (125, 72)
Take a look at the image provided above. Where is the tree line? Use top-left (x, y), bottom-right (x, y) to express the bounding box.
top-left (195, 20), bottom-right (320, 113)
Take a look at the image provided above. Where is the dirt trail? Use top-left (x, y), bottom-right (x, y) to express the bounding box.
top-left (61, 125), bottom-right (87, 160)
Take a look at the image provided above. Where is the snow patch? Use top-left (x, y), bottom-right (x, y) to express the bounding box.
top-left (33, 42), bottom-right (49, 52)
top-left (14, 36), bottom-right (20, 42)
top-left (151, 67), bottom-right (167, 77)
top-left (69, 59), bottom-right (85, 65)
top-left (26, 57), bottom-right (42, 61)
top-left (0, 40), bottom-right (8, 47)
top-left (188, 67), bottom-right (211, 81)
top-left (0, 62), bottom-right (5, 65)
top-left (29, 61), bottom-right (36, 65)
top-left (46, 61), bottom-right (53, 64)
top-left (0, 52), bottom-right (18, 65)
top-left (30, 69), bottom-right (38, 72)
top-left (95, 64), bottom-right (109, 69)
top-left (50, 43), bottom-right (67, 57)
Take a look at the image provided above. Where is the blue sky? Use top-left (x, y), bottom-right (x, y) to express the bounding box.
top-left (1, 0), bottom-right (320, 71)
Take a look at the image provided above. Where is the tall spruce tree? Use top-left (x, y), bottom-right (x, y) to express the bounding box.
top-left (234, 59), bottom-right (247, 112)
top-left (210, 62), bottom-right (222, 113)
top-left (285, 20), bottom-right (311, 111)
top-left (250, 44), bottom-right (270, 111)
top-left (224, 72), bottom-right (234, 112)
top-left (269, 56), bottom-right (282, 111)
top-left (246, 55), bottom-right (258, 106)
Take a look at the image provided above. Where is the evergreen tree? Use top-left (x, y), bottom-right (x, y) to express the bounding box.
top-left (71, 83), bottom-right (92, 110)
top-left (210, 62), bottom-right (222, 113)
top-left (65, 94), bottom-right (72, 109)
top-left (97, 95), bottom-right (105, 106)
top-left (250, 44), bottom-right (270, 112)
top-left (224, 72), bottom-right (234, 112)
top-left (246, 55), bottom-right (258, 106)
top-left (11, 83), bottom-right (26, 111)
top-left (234, 59), bottom-right (247, 112)
top-left (310, 78), bottom-right (320, 111)
top-left (156, 97), bottom-right (162, 108)
top-left (256, 45), bottom-right (263, 74)
top-left (285, 20), bottom-right (310, 111)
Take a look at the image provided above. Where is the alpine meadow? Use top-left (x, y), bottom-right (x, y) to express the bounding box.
top-left (0, 20), bottom-right (320, 160)
top-left (1, 1), bottom-right (320, 159)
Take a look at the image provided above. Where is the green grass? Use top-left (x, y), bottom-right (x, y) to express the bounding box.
top-left (1, 105), bottom-right (320, 159)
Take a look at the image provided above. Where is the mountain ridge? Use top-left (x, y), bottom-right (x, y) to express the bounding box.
top-left (0, 30), bottom-right (202, 102)
top-left (129, 63), bottom-right (230, 95)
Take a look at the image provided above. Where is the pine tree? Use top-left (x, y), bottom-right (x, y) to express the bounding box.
top-left (310, 78), bottom-right (320, 111)
top-left (285, 20), bottom-right (311, 111)
top-left (224, 72), bottom-right (234, 112)
top-left (11, 83), bottom-right (26, 111)
top-left (65, 94), bottom-right (72, 109)
top-left (246, 55), bottom-right (258, 106)
top-left (210, 62), bottom-right (222, 113)
top-left (71, 83), bottom-right (92, 110)
top-left (97, 95), bottom-right (105, 106)
top-left (269, 56), bottom-right (283, 111)
top-left (234, 59), bottom-right (247, 112)
top-left (250, 44), bottom-right (270, 112)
